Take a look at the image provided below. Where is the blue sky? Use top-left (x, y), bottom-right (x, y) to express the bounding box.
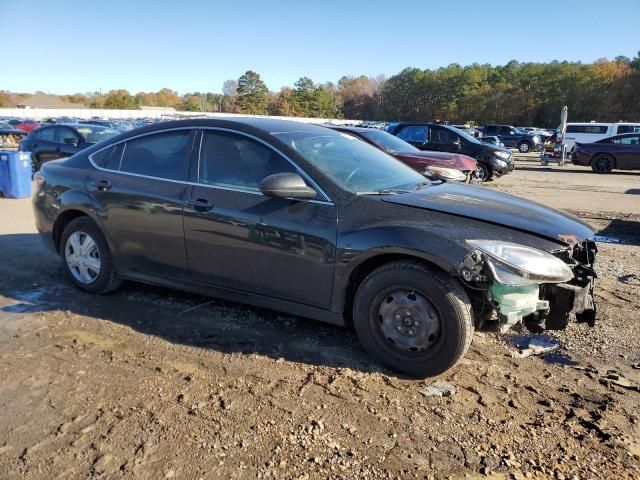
top-left (2, 0), bottom-right (639, 95)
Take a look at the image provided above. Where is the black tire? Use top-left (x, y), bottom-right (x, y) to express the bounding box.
top-left (475, 163), bottom-right (492, 182)
top-left (518, 141), bottom-right (532, 153)
top-left (352, 261), bottom-right (474, 378)
top-left (59, 217), bottom-right (121, 294)
top-left (591, 154), bottom-right (614, 174)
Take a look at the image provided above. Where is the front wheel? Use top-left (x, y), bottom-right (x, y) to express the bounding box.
top-left (352, 261), bottom-right (474, 378)
top-left (60, 217), bottom-right (121, 294)
top-left (474, 163), bottom-right (492, 182)
top-left (518, 141), bottom-right (532, 153)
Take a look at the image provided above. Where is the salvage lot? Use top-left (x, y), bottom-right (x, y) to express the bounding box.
top-left (0, 164), bottom-right (639, 479)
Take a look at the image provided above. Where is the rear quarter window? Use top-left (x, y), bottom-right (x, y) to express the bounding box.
top-left (92, 143), bottom-right (124, 170)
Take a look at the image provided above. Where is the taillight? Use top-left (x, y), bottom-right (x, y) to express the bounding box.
top-left (33, 171), bottom-right (45, 186)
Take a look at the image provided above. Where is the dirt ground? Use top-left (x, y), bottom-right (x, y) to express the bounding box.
top-left (1, 163), bottom-right (639, 479)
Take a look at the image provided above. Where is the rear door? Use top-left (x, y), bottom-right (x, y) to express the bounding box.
top-left (88, 128), bottom-right (196, 279)
top-left (30, 127), bottom-right (60, 166)
top-left (183, 129), bottom-right (338, 308)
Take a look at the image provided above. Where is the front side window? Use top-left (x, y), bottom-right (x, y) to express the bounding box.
top-left (430, 127), bottom-right (458, 145)
top-left (119, 130), bottom-right (193, 181)
top-left (616, 125), bottom-right (640, 134)
top-left (396, 126), bottom-right (429, 143)
top-left (199, 131), bottom-right (296, 191)
top-left (275, 130), bottom-right (425, 194)
top-left (55, 128), bottom-right (79, 144)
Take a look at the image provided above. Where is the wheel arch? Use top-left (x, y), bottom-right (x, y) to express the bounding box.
top-left (52, 206), bottom-right (112, 254)
top-left (340, 251), bottom-right (453, 327)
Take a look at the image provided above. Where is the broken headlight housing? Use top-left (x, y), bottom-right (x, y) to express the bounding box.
top-left (467, 240), bottom-right (574, 286)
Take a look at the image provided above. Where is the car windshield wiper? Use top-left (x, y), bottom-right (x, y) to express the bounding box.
top-left (412, 181), bottom-right (433, 191)
top-left (355, 189), bottom-right (408, 196)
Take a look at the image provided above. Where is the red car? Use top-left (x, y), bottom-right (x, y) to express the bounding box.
top-left (330, 126), bottom-right (479, 182)
top-left (14, 119), bottom-right (40, 133)
top-left (572, 132), bottom-right (640, 173)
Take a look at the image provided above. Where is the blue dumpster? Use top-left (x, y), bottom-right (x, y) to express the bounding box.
top-left (0, 151), bottom-right (32, 198)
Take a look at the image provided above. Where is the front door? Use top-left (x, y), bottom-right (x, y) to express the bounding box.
top-left (426, 126), bottom-right (459, 153)
top-left (183, 129), bottom-right (338, 308)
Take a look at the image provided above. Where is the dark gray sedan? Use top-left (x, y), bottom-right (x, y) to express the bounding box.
top-left (33, 118), bottom-right (597, 377)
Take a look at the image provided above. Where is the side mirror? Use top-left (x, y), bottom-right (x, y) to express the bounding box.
top-left (453, 139), bottom-right (462, 149)
top-left (259, 172), bottom-right (318, 200)
top-left (64, 137), bottom-right (79, 146)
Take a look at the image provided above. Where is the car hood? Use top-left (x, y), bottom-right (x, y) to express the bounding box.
top-left (0, 128), bottom-right (27, 135)
top-left (395, 151), bottom-right (477, 170)
top-left (382, 183), bottom-right (594, 245)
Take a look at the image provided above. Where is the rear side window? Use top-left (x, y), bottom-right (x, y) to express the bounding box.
top-left (36, 128), bottom-right (57, 141)
top-left (119, 130), bottom-right (193, 181)
top-left (397, 126), bottom-right (429, 143)
top-left (566, 125), bottom-right (608, 134)
top-left (92, 143), bottom-right (124, 170)
top-left (199, 131), bottom-right (295, 191)
top-left (484, 125), bottom-right (498, 134)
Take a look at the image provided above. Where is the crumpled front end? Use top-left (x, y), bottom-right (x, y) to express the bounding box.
top-left (455, 240), bottom-right (598, 333)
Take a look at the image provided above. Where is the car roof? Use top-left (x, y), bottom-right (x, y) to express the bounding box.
top-left (119, 117), bottom-right (336, 137)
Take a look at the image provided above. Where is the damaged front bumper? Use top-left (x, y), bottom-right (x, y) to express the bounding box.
top-left (456, 240), bottom-right (598, 332)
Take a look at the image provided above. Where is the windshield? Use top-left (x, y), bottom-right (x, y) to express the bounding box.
top-left (275, 131), bottom-right (426, 194)
top-left (359, 129), bottom-right (419, 154)
top-left (0, 122), bottom-right (12, 129)
top-left (75, 126), bottom-right (119, 144)
top-left (449, 126), bottom-right (482, 145)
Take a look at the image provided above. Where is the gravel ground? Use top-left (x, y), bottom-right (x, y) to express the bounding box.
top-left (0, 166), bottom-right (639, 479)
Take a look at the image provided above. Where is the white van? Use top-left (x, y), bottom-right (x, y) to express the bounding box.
top-left (563, 122), bottom-right (640, 151)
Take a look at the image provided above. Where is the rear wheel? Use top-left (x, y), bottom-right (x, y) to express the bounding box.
top-left (518, 141), bottom-right (532, 153)
top-left (60, 217), bottom-right (121, 294)
top-left (352, 261), bottom-right (474, 378)
top-left (591, 154), bottom-right (614, 174)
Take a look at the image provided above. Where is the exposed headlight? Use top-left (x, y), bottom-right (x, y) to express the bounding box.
top-left (467, 240), bottom-right (574, 285)
top-left (423, 166), bottom-right (467, 182)
top-left (493, 150), bottom-right (511, 160)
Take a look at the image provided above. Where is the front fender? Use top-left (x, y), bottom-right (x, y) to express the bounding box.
top-left (330, 225), bottom-right (471, 313)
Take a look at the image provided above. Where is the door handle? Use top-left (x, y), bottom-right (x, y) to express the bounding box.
top-left (90, 179), bottom-right (112, 191)
top-left (185, 198), bottom-right (214, 211)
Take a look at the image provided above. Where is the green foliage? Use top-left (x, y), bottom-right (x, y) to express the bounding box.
top-left (380, 59), bottom-right (640, 126)
top-left (5, 55), bottom-right (639, 122)
top-left (236, 70), bottom-right (269, 115)
top-left (103, 89), bottom-right (137, 109)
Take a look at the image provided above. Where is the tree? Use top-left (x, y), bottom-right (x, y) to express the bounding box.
top-left (235, 71), bottom-right (269, 115)
top-left (103, 89), bottom-right (136, 109)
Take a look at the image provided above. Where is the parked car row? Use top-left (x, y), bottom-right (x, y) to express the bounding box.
top-left (385, 122), bottom-right (514, 181)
